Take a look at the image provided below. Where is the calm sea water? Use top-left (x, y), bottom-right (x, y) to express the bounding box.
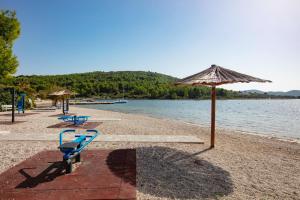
top-left (77, 99), bottom-right (300, 139)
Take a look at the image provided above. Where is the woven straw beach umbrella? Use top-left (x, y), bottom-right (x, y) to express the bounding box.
top-left (49, 90), bottom-right (76, 114)
top-left (176, 64), bottom-right (271, 148)
top-left (49, 89), bottom-right (74, 97)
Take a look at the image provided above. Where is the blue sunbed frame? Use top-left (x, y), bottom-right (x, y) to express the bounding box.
top-left (58, 115), bottom-right (90, 125)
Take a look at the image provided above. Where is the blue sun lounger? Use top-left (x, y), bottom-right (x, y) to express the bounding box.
top-left (58, 129), bottom-right (100, 173)
top-left (58, 115), bottom-right (90, 125)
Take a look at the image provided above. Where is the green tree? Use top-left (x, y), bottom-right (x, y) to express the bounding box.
top-left (0, 10), bottom-right (20, 79)
top-left (170, 91), bottom-right (178, 99)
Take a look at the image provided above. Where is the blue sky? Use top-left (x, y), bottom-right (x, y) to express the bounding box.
top-left (1, 0), bottom-right (299, 91)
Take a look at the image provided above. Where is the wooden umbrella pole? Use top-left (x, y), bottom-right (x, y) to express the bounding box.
top-left (210, 86), bottom-right (216, 148)
top-left (66, 98), bottom-right (69, 112)
top-left (62, 98), bottom-right (65, 115)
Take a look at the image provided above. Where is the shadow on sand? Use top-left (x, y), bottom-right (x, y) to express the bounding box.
top-left (107, 146), bottom-right (233, 199)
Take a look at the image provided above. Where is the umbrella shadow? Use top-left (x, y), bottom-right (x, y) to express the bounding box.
top-left (107, 147), bottom-right (233, 199)
top-left (16, 161), bottom-right (65, 188)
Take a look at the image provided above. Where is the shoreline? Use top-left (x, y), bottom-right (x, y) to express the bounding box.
top-left (74, 97), bottom-right (300, 101)
top-left (1, 105), bottom-right (299, 145)
top-left (183, 120), bottom-right (300, 144)
top-left (76, 105), bottom-right (300, 144)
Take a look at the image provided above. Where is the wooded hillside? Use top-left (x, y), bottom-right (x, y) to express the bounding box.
top-left (0, 71), bottom-right (238, 99)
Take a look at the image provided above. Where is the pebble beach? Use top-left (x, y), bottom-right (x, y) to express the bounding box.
top-left (0, 106), bottom-right (299, 200)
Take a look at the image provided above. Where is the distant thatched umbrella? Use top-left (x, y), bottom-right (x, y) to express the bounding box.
top-left (49, 90), bottom-right (76, 114)
top-left (49, 90), bottom-right (74, 97)
top-left (176, 64), bottom-right (271, 148)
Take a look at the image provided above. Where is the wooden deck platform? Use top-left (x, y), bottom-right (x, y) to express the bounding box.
top-left (0, 149), bottom-right (136, 200)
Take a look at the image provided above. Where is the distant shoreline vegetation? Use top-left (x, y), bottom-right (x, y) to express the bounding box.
top-left (0, 71), bottom-right (299, 105)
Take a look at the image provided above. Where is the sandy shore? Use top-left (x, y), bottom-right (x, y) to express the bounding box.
top-left (0, 106), bottom-right (299, 199)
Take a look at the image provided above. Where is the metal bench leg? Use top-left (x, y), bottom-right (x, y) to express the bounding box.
top-left (75, 143), bottom-right (82, 162)
top-left (75, 153), bottom-right (81, 162)
top-left (64, 159), bottom-right (72, 174)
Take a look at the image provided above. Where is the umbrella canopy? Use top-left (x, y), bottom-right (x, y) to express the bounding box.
top-left (176, 64), bottom-right (271, 148)
top-left (176, 64), bottom-right (271, 86)
top-left (49, 90), bottom-right (74, 96)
